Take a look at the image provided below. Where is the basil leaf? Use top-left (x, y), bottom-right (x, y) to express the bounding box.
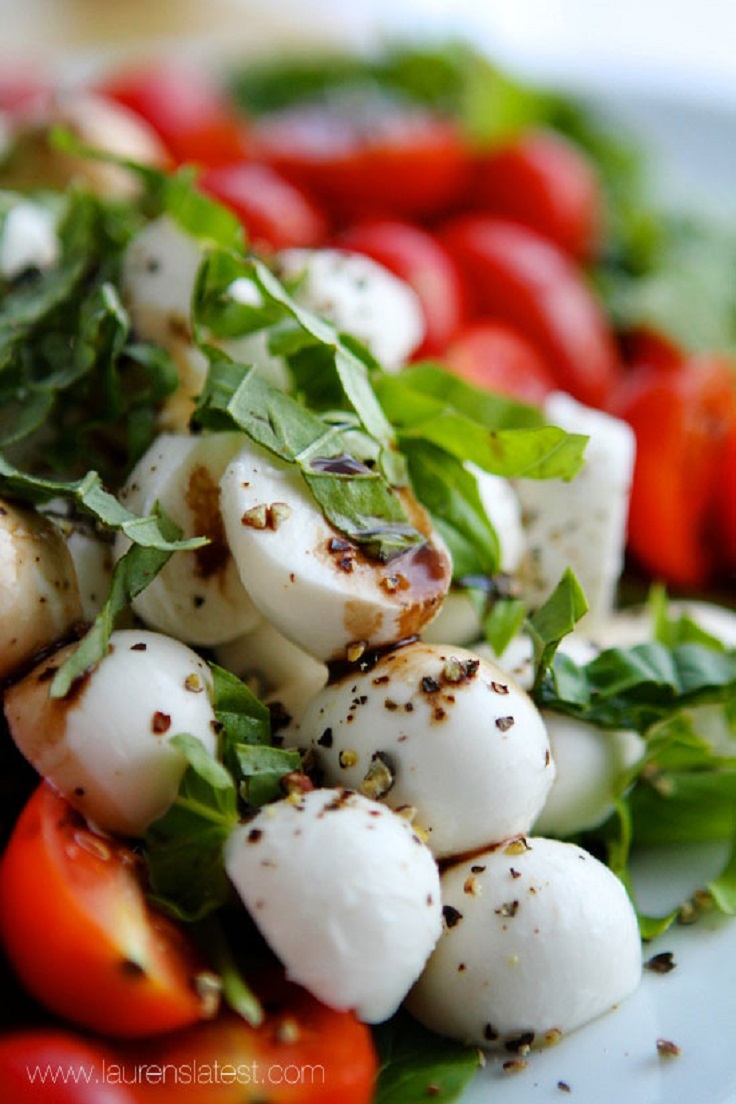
top-left (51, 518), bottom-right (177, 698)
top-left (373, 1012), bottom-right (481, 1104)
top-left (402, 439), bottom-right (499, 577)
top-left (541, 642), bottom-right (736, 731)
top-left (211, 663), bottom-right (272, 749)
top-left (144, 734), bottom-right (238, 923)
top-left (194, 358), bottom-right (424, 561)
top-left (484, 597), bottom-right (527, 656)
top-left (708, 835), bottom-right (736, 914)
top-left (527, 569), bottom-right (589, 694)
top-left (230, 744), bottom-right (303, 808)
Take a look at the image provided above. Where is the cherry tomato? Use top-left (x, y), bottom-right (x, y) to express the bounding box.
top-left (0, 1030), bottom-right (137, 1104)
top-left (336, 219), bottom-right (466, 356)
top-left (200, 163), bottom-right (328, 251)
top-left (719, 423), bottom-right (736, 573)
top-left (611, 355), bottom-right (736, 587)
top-left (441, 215), bottom-right (621, 407)
top-left (619, 327), bottom-right (684, 375)
top-left (117, 975), bottom-right (377, 1104)
top-left (0, 783), bottom-right (213, 1038)
top-left (466, 128), bottom-right (603, 260)
top-left (99, 63), bottom-right (249, 167)
top-left (253, 101), bottom-right (470, 222)
top-left (444, 321), bottom-right (556, 405)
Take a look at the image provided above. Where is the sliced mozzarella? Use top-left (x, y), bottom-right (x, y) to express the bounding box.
top-left (406, 836), bottom-right (642, 1046)
top-left (213, 619), bottom-right (327, 726)
top-left (4, 629), bottom-right (217, 837)
top-left (516, 392), bottom-right (635, 631)
top-left (0, 199), bottom-right (59, 280)
top-left (220, 438), bottom-right (452, 661)
top-left (533, 715), bottom-right (644, 837)
top-left (224, 788), bottom-right (441, 1023)
top-left (0, 500), bottom-right (83, 681)
top-left (285, 642), bottom-right (554, 858)
top-left (276, 248), bottom-right (424, 371)
top-left (116, 432), bottom-right (261, 646)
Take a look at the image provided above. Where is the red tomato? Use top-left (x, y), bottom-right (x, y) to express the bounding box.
top-left (117, 976), bottom-right (377, 1104)
top-left (0, 784), bottom-right (213, 1038)
top-left (719, 424), bottom-right (736, 572)
top-left (444, 321), bottom-right (556, 405)
top-left (441, 215), bottom-right (621, 407)
top-left (620, 327), bottom-right (684, 375)
top-left (336, 219), bottom-right (466, 356)
top-left (0, 1030), bottom-right (137, 1104)
top-left (612, 355), bottom-right (736, 587)
top-left (200, 163), bottom-right (328, 251)
top-left (253, 102), bottom-right (469, 222)
top-left (99, 63), bottom-right (249, 167)
top-left (466, 129), bottom-right (603, 260)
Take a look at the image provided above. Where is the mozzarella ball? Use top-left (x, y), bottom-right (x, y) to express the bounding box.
top-left (66, 530), bottom-right (114, 621)
top-left (0, 199), bottom-right (59, 280)
top-left (220, 437), bottom-right (451, 661)
top-left (276, 248), bottom-right (424, 371)
top-left (516, 393), bottom-right (635, 631)
top-left (534, 715), bottom-right (644, 837)
top-left (285, 642), bottom-right (554, 858)
top-left (421, 589), bottom-right (485, 647)
top-left (224, 788), bottom-right (441, 1023)
top-left (407, 836), bottom-right (642, 1046)
top-left (116, 432), bottom-right (261, 646)
top-left (470, 465), bottom-right (526, 574)
top-left (213, 619), bottom-right (327, 727)
top-left (0, 500), bottom-right (83, 681)
top-left (4, 630), bottom-right (217, 837)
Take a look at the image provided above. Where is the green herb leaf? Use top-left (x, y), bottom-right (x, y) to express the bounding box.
top-left (373, 1012), bottom-right (481, 1104)
top-left (527, 568), bottom-right (589, 694)
top-left (51, 514), bottom-right (178, 698)
top-left (708, 834), bottom-right (736, 914)
top-left (144, 734), bottom-right (238, 923)
top-left (483, 597), bottom-right (528, 656)
top-left (211, 663), bottom-right (272, 749)
top-left (230, 744), bottom-right (303, 808)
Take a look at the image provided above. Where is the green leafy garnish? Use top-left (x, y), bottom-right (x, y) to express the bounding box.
top-left (373, 1012), bottom-right (481, 1104)
top-left (527, 568), bottom-right (589, 693)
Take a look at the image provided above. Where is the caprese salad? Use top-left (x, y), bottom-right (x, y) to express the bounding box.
top-left (0, 41), bottom-right (734, 1104)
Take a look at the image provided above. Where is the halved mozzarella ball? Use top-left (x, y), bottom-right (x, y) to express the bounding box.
top-left (533, 715), bottom-right (644, 837)
top-left (116, 432), bottom-right (261, 646)
top-left (276, 248), bottom-right (424, 371)
top-left (516, 392), bottom-right (635, 630)
top-left (0, 500), bottom-right (83, 681)
top-left (4, 629), bottom-right (217, 837)
top-left (224, 788), bottom-right (441, 1023)
top-left (220, 438), bottom-right (452, 661)
top-left (66, 530), bottom-right (114, 622)
top-left (285, 642), bottom-right (554, 858)
top-left (407, 836), bottom-right (642, 1046)
top-left (213, 619), bottom-right (327, 726)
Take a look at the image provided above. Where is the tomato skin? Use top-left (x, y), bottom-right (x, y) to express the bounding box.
top-left (253, 106), bottom-right (470, 222)
top-left (98, 64), bottom-right (249, 167)
top-left (466, 129), bottom-right (603, 260)
top-left (444, 321), bottom-right (556, 405)
top-left (117, 976), bottom-right (377, 1104)
top-left (719, 424), bottom-right (736, 572)
top-left (441, 215), bottom-right (621, 407)
top-left (0, 784), bottom-right (211, 1038)
top-left (611, 355), bottom-right (736, 587)
top-left (619, 327), bottom-right (685, 376)
top-left (200, 163), bottom-right (328, 251)
top-left (336, 219), bottom-right (466, 355)
top-left (0, 1030), bottom-right (137, 1104)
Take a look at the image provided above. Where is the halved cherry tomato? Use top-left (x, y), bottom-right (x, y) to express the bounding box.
top-left (611, 355), bottom-right (736, 587)
top-left (444, 321), bottom-right (556, 405)
top-left (466, 128), bottom-right (603, 260)
top-left (0, 1030), bottom-right (138, 1104)
top-left (117, 974), bottom-right (377, 1104)
top-left (441, 215), bottom-right (621, 407)
top-left (619, 327), bottom-right (685, 376)
top-left (336, 219), bottom-right (466, 356)
top-left (200, 163), bottom-right (328, 251)
top-left (98, 63), bottom-right (249, 167)
top-left (253, 101), bottom-right (470, 222)
top-left (719, 423), bottom-right (736, 573)
top-left (0, 783), bottom-right (213, 1038)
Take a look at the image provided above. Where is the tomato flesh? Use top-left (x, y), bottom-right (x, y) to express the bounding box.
top-left (0, 784), bottom-right (212, 1038)
top-left (0, 1030), bottom-right (138, 1104)
top-left (441, 215), bottom-right (621, 407)
top-left (466, 128), bottom-right (603, 260)
top-left (444, 320), bottom-right (556, 405)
